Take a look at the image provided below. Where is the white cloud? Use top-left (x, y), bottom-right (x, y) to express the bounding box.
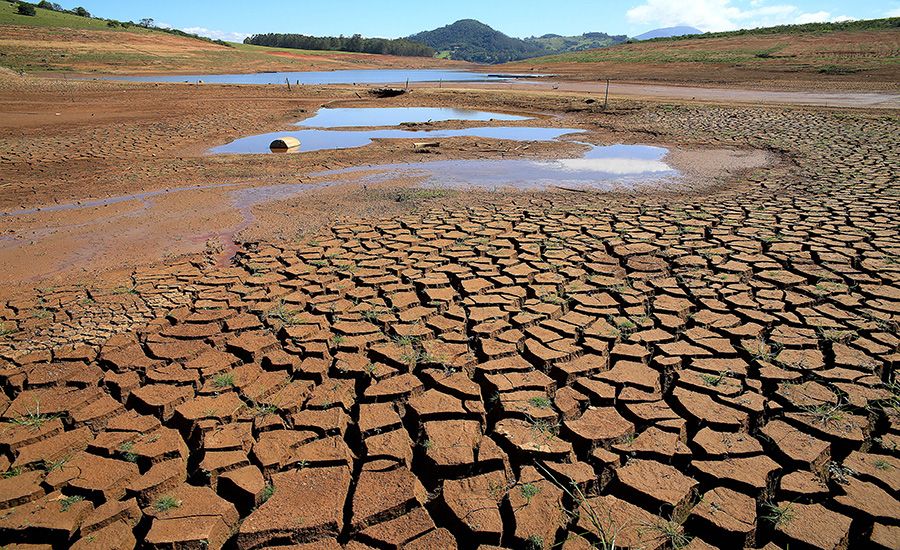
top-left (627, 0), bottom-right (858, 32)
top-left (180, 26), bottom-right (249, 42)
top-left (887, 8), bottom-right (900, 17)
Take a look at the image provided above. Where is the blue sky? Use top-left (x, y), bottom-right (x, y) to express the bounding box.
top-left (71, 0), bottom-right (900, 42)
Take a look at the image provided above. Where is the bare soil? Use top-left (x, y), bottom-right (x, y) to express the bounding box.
top-left (0, 64), bottom-right (897, 550)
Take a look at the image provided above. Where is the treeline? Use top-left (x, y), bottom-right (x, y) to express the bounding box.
top-left (10, 1), bottom-right (231, 46)
top-left (244, 33), bottom-right (435, 57)
top-left (645, 17), bottom-right (900, 42)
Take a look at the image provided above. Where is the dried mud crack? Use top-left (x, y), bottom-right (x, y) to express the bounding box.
top-left (0, 102), bottom-right (898, 549)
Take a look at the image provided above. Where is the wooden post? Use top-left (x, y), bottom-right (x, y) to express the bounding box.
top-left (286, 78), bottom-right (291, 92)
top-left (406, 78), bottom-right (409, 91)
top-left (604, 79), bottom-right (610, 110)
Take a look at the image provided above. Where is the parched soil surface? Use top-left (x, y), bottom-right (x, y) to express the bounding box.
top-left (0, 79), bottom-right (898, 549)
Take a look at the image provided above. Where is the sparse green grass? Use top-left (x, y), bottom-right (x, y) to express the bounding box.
top-left (112, 284), bottom-right (138, 295)
top-left (251, 402), bottom-right (277, 417)
top-left (644, 518), bottom-right (691, 549)
top-left (818, 328), bottom-right (856, 343)
top-left (701, 371), bottom-right (730, 387)
top-left (119, 441), bottom-right (138, 462)
top-left (874, 458), bottom-right (891, 471)
top-left (2, 467), bottom-right (22, 478)
top-left (0, 322), bottom-right (18, 337)
top-left (525, 534), bottom-right (544, 549)
top-left (43, 456), bottom-right (69, 472)
top-left (260, 483), bottom-right (275, 503)
top-left (212, 373), bottom-right (235, 388)
top-left (7, 403), bottom-right (55, 430)
top-left (528, 396), bottom-right (553, 409)
top-left (59, 495), bottom-right (85, 512)
top-left (538, 463), bottom-right (620, 549)
top-left (153, 495), bottom-right (181, 513)
top-left (520, 482), bottom-right (541, 504)
top-left (800, 402), bottom-right (847, 426)
top-left (762, 502), bottom-right (795, 528)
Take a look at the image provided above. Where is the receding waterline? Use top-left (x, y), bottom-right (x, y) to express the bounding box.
top-left (298, 107), bottom-right (531, 128)
top-left (104, 69), bottom-right (538, 86)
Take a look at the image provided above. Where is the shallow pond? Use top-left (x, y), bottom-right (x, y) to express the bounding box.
top-left (313, 144), bottom-right (678, 191)
top-left (297, 107), bottom-right (530, 128)
top-left (210, 126), bottom-right (584, 154)
top-left (107, 69), bottom-right (532, 86)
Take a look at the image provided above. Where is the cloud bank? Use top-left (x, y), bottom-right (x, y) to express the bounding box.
top-left (627, 0), bottom-right (853, 32)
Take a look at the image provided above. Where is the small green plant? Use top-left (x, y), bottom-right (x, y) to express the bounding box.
top-left (119, 441), bottom-right (138, 462)
top-left (644, 518), bottom-right (691, 549)
top-left (525, 534), bottom-right (544, 549)
top-left (400, 350), bottom-right (422, 369)
top-left (363, 363), bottom-right (378, 377)
top-left (393, 335), bottom-right (420, 348)
top-left (331, 334), bottom-right (345, 346)
top-left (8, 402), bottom-right (56, 430)
top-left (874, 459), bottom-right (891, 471)
top-left (31, 308), bottom-right (51, 320)
top-left (801, 402), bottom-right (847, 426)
top-left (528, 396), bottom-right (553, 409)
top-left (818, 328), bottom-right (855, 343)
top-left (701, 371), bottom-right (730, 387)
top-left (537, 463), bottom-right (620, 549)
top-left (260, 483), bottom-right (275, 503)
top-left (0, 322), bottom-right (17, 337)
top-left (212, 373), bottom-right (235, 388)
top-left (153, 495), bottom-right (181, 513)
top-left (742, 338), bottom-right (777, 362)
top-left (529, 418), bottom-right (559, 442)
top-left (2, 467), bottom-right (22, 478)
top-left (112, 284), bottom-right (138, 295)
top-left (60, 495), bottom-right (85, 512)
top-left (252, 402), bottom-right (278, 417)
top-left (421, 439), bottom-right (433, 451)
top-left (520, 482), bottom-right (541, 504)
top-left (43, 456), bottom-right (70, 473)
top-left (762, 502), bottom-right (795, 528)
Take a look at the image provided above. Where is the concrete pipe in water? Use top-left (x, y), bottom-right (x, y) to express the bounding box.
top-left (269, 136), bottom-right (301, 152)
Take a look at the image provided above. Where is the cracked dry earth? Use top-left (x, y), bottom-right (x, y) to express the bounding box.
top-left (0, 103), bottom-right (898, 550)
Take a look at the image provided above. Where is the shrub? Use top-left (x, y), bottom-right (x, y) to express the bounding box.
top-left (17, 2), bottom-right (37, 16)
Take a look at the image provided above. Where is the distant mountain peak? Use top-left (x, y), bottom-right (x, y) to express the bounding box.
top-left (633, 26), bottom-right (703, 40)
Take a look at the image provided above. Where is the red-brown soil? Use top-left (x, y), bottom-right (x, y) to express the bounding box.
top-left (0, 57), bottom-right (898, 549)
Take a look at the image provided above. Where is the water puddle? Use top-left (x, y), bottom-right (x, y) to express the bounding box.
top-left (312, 144), bottom-right (679, 191)
top-left (297, 107), bottom-right (530, 128)
top-left (211, 126), bottom-right (584, 155)
top-left (106, 69), bottom-right (537, 86)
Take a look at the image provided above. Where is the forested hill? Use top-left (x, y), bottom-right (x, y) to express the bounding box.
top-left (407, 19), bottom-right (627, 63)
top-left (243, 33), bottom-right (434, 57)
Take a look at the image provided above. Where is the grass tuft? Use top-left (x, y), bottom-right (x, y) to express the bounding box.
top-left (153, 495), bottom-right (181, 512)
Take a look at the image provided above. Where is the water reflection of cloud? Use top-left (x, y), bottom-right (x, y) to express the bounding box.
top-left (537, 158), bottom-right (673, 175)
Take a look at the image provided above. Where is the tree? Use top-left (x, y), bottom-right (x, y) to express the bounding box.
top-left (72, 6), bottom-right (90, 17)
top-left (139, 18), bottom-right (155, 28)
top-left (17, 3), bottom-right (37, 16)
